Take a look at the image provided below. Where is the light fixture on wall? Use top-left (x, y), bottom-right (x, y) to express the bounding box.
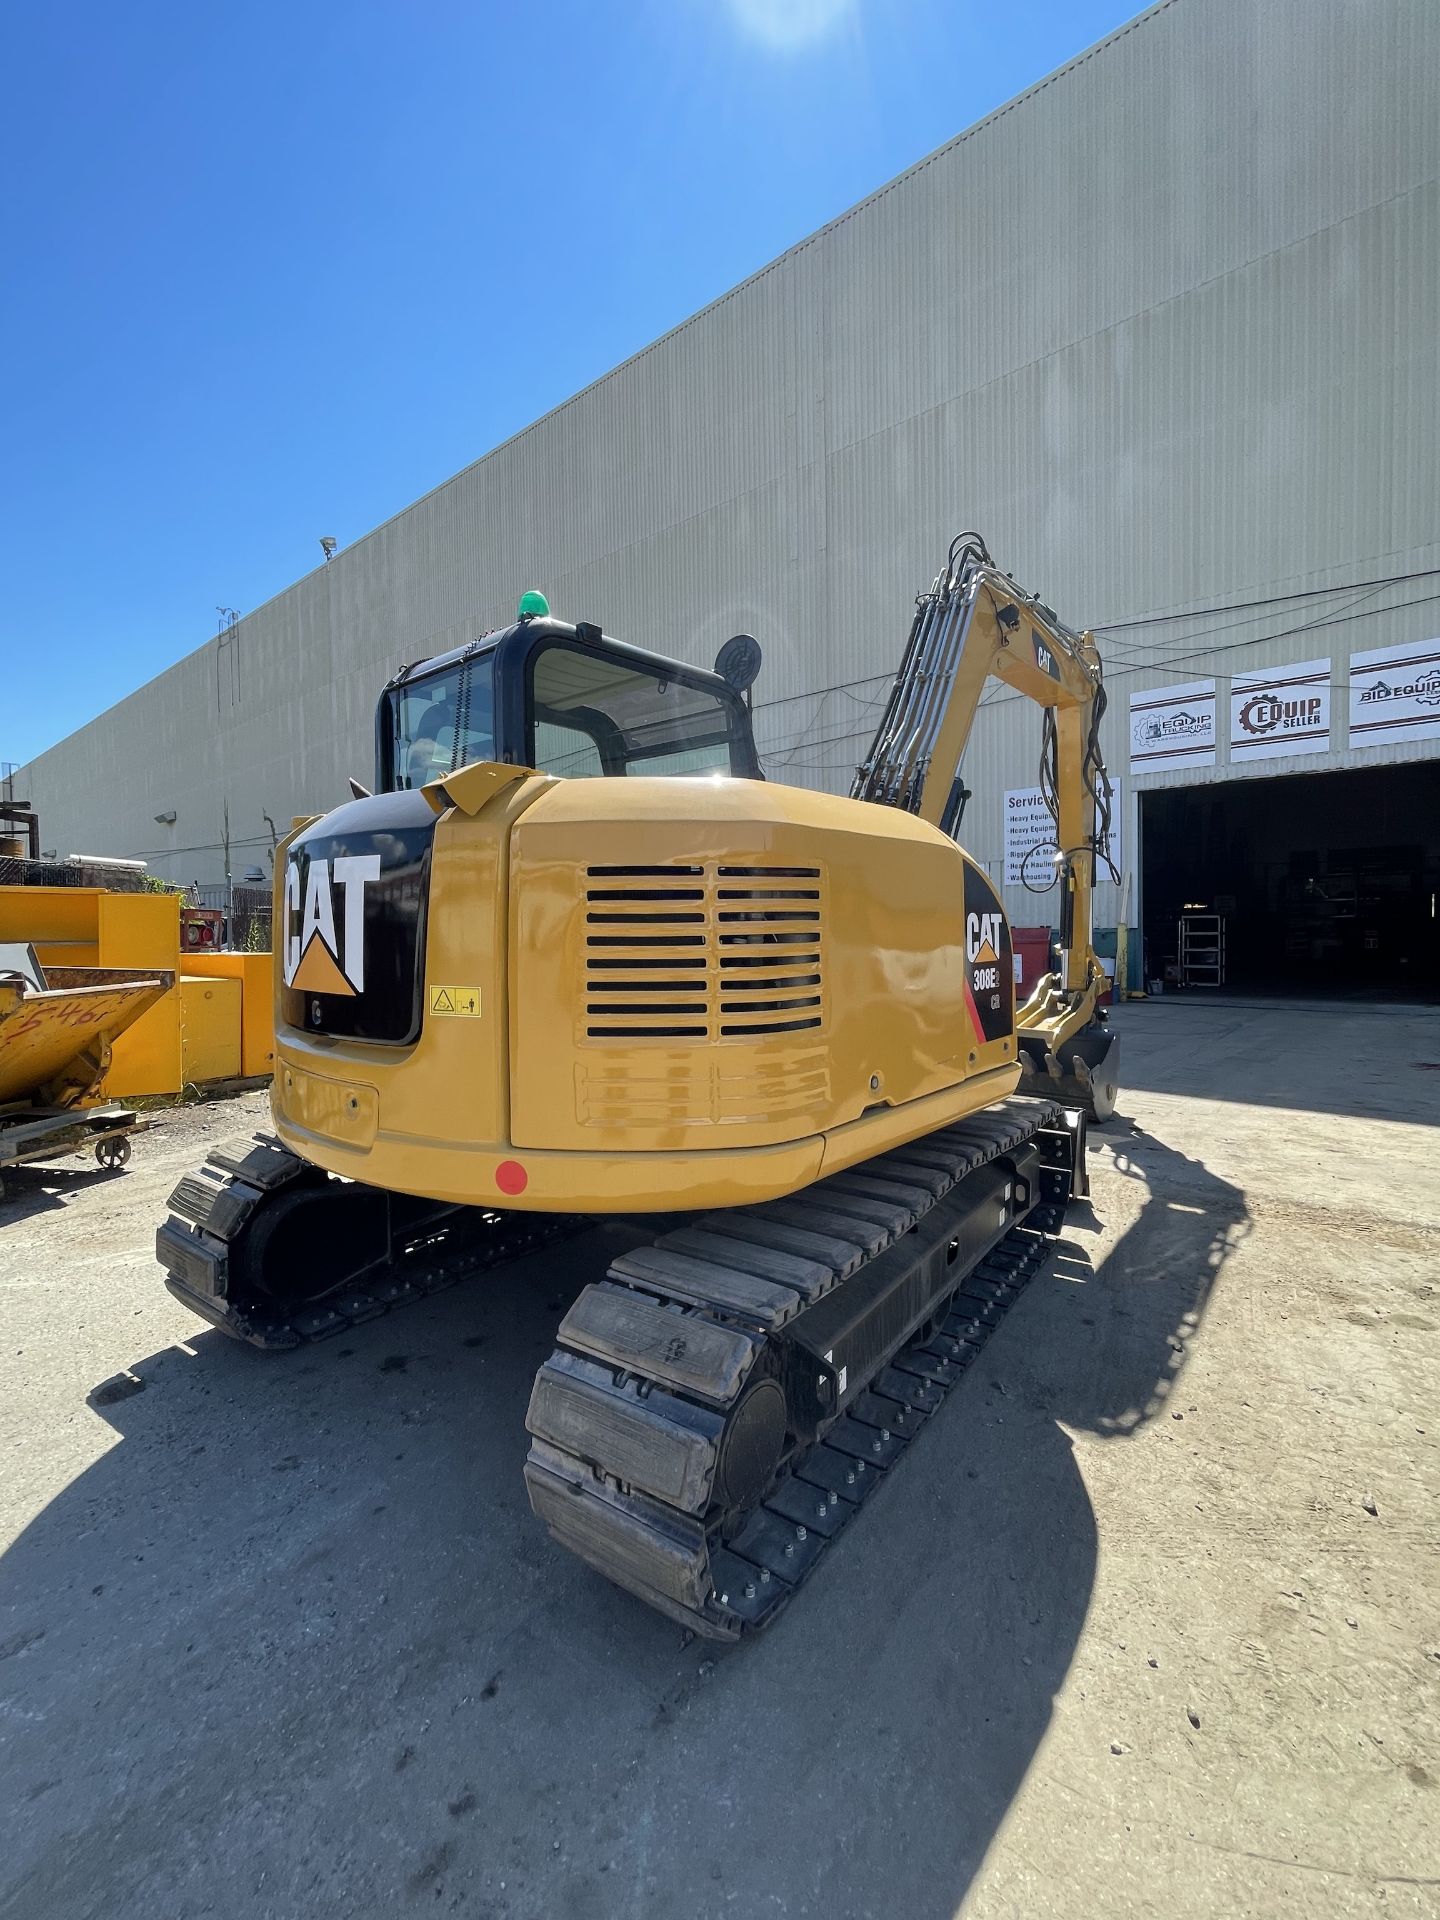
top-left (243, 866), bottom-right (265, 881)
top-left (154, 809), bottom-right (177, 825)
top-left (320, 536), bottom-right (337, 562)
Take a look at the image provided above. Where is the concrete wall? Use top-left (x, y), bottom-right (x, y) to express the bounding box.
top-left (19, 0), bottom-right (1439, 927)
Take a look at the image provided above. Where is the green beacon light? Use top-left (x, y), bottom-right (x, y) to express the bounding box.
top-left (517, 588), bottom-right (550, 621)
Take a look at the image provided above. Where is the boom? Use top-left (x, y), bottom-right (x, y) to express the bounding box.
top-left (855, 532), bottom-right (1119, 1113)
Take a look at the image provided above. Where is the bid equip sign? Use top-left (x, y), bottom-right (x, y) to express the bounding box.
top-left (1348, 638), bottom-right (1440, 749)
top-left (1230, 658), bottom-right (1330, 759)
top-left (1129, 680), bottom-right (1216, 772)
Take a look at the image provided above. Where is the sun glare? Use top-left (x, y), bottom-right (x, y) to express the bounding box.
top-left (725, 0), bottom-right (858, 53)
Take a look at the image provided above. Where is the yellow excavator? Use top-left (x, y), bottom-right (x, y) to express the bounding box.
top-left (157, 532), bottom-right (1119, 1637)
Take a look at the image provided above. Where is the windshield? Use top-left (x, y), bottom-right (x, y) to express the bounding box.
top-left (529, 640), bottom-right (740, 778)
top-left (387, 651), bottom-right (496, 790)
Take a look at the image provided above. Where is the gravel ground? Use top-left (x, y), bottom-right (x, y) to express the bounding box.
top-left (1, 1000), bottom-right (1437, 1919)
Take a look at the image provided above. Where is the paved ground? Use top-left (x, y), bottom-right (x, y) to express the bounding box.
top-left (1, 1001), bottom-right (1437, 1920)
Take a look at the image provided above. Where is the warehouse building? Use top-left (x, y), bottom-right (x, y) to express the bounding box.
top-left (15, 0), bottom-right (1439, 995)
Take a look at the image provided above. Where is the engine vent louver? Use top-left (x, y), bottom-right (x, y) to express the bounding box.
top-left (583, 865), bottom-right (823, 1041)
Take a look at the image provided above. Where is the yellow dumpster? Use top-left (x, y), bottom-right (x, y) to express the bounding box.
top-left (0, 947), bottom-right (175, 1191)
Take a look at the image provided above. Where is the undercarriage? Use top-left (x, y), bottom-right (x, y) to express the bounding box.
top-left (155, 1096), bottom-right (1085, 1636)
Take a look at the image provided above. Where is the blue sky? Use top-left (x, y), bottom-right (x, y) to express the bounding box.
top-left (1, 0), bottom-right (1136, 768)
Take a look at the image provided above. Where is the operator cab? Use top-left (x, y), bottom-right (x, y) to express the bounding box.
top-left (375, 597), bottom-right (762, 793)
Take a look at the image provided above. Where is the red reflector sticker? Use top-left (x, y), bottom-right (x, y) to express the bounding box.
top-left (495, 1160), bottom-right (528, 1196)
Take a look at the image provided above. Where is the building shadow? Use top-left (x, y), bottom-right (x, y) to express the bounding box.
top-left (1115, 999), bottom-right (1440, 1126)
top-left (0, 1128), bottom-right (1247, 1920)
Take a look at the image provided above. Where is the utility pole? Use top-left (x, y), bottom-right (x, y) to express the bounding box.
top-left (223, 798), bottom-right (233, 943)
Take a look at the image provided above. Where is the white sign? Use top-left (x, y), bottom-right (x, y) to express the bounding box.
top-left (1003, 787), bottom-right (1052, 887)
top-left (1003, 778), bottom-right (1122, 889)
top-left (1230, 658), bottom-right (1331, 759)
top-left (1129, 680), bottom-right (1217, 772)
top-left (1348, 638), bottom-right (1440, 750)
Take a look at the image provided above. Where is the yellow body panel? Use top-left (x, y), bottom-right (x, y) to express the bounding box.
top-left (510, 777), bottom-right (1012, 1147)
top-left (179, 975), bottom-right (242, 1085)
top-left (0, 888), bottom-right (100, 951)
top-left (100, 893), bottom-right (184, 1095)
top-left (271, 773), bottom-right (1019, 1211)
top-left (185, 952), bottom-right (275, 1078)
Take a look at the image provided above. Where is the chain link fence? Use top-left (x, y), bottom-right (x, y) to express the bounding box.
top-left (195, 884), bottom-right (273, 952)
top-left (0, 854), bottom-right (159, 891)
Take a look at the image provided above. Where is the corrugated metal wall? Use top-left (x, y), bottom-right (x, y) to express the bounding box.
top-left (18, 0), bottom-right (1439, 929)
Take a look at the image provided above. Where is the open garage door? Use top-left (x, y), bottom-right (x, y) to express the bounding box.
top-left (1140, 763), bottom-right (1440, 997)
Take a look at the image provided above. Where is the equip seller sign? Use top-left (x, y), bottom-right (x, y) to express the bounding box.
top-left (1230, 658), bottom-right (1330, 759)
top-left (1349, 639), bottom-right (1440, 749)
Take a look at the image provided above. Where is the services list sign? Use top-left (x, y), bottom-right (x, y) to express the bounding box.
top-left (1129, 680), bottom-right (1216, 772)
top-left (1348, 639), bottom-right (1440, 749)
top-left (1230, 658), bottom-right (1331, 759)
top-left (1003, 779), bottom-right (1122, 888)
top-left (1003, 788), bottom-right (1053, 887)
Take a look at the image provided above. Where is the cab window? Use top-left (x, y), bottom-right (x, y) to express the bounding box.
top-left (388, 652), bottom-right (496, 789)
top-left (527, 640), bottom-right (739, 779)
top-left (532, 719), bottom-right (605, 779)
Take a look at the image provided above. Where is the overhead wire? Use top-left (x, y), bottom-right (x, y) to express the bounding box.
top-left (763, 556), bottom-right (1436, 885)
top-left (1083, 575), bottom-right (1398, 668)
top-left (763, 686), bottom-right (892, 766)
top-left (973, 580), bottom-right (1440, 712)
top-left (746, 561), bottom-right (1439, 749)
top-left (1090, 562), bottom-right (1440, 633)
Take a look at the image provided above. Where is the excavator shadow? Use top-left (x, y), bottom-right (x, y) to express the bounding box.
top-left (0, 1131), bottom-right (1247, 1919)
top-left (0, 1160), bottom-right (130, 1224)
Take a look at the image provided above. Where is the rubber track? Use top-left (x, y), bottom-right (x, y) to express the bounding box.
top-left (524, 1096), bottom-right (1075, 1640)
top-left (155, 1132), bottom-right (577, 1349)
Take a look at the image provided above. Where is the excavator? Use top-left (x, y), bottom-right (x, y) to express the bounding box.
top-left (156, 532), bottom-right (1120, 1639)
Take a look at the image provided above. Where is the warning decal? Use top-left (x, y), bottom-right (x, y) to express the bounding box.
top-left (962, 862), bottom-right (1013, 1046)
top-left (429, 984), bottom-right (482, 1017)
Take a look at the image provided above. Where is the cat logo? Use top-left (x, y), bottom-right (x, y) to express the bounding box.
top-left (966, 911), bottom-right (1003, 968)
top-left (962, 868), bottom-right (1012, 1044)
top-left (966, 909), bottom-right (1004, 993)
top-left (283, 853), bottom-right (381, 996)
top-left (1032, 631), bottom-right (1062, 681)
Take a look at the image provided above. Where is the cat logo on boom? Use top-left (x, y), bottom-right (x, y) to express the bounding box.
top-left (282, 853), bottom-right (381, 996)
